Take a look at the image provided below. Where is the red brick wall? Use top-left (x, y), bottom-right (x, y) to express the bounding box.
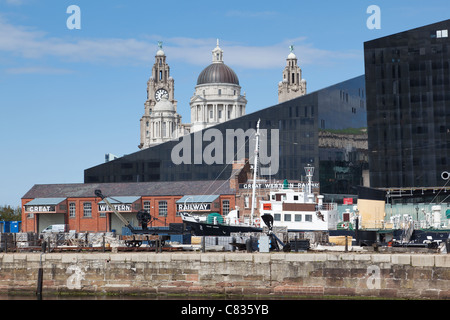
top-left (68, 198), bottom-right (108, 233)
top-left (21, 198), bottom-right (109, 233)
top-left (141, 195), bottom-right (236, 227)
top-left (21, 199), bottom-right (35, 232)
top-left (141, 196), bottom-right (183, 227)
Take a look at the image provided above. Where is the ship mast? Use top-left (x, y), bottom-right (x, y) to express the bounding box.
top-left (250, 119), bottom-right (261, 225)
top-left (305, 165), bottom-right (315, 203)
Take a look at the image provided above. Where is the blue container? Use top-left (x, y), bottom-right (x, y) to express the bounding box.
top-left (1, 221), bottom-right (11, 233)
top-left (10, 221), bottom-right (20, 233)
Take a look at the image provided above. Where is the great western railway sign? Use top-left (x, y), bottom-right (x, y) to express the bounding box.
top-left (239, 182), bottom-right (319, 189)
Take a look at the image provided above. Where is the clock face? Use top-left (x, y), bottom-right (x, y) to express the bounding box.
top-left (155, 89), bottom-right (169, 102)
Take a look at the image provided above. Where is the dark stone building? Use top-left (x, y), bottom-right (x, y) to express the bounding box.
top-left (364, 19), bottom-right (450, 189)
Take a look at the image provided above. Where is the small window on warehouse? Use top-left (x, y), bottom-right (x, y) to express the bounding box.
top-left (83, 202), bottom-right (92, 218)
top-left (69, 203), bottom-right (76, 218)
top-left (158, 200), bottom-right (167, 217)
top-left (143, 201), bottom-right (151, 214)
top-left (222, 200), bottom-right (230, 216)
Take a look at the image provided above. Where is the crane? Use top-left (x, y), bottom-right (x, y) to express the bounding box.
top-left (94, 189), bottom-right (184, 247)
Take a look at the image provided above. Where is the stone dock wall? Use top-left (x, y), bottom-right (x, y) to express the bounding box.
top-left (0, 252), bottom-right (449, 299)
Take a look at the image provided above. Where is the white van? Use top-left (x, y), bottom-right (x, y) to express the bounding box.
top-left (42, 224), bottom-right (66, 233)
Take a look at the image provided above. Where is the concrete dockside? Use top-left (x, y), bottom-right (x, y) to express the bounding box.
top-left (1, 252), bottom-right (449, 299)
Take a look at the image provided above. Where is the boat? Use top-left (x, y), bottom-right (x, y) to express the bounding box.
top-left (259, 165), bottom-right (339, 232)
top-left (180, 119), bottom-right (264, 236)
top-left (180, 210), bottom-right (262, 236)
top-left (181, 120), bottom-right (340, 237)
top-left (332, 203), bottom-right (450, 248)
top-left (387, 206), bottom-right (450, 247)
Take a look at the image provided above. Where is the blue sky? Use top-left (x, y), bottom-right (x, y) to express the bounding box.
top-left (0, 0), bottom-right (449, 207)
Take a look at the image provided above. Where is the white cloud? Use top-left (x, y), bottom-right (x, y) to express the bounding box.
top-left (0, 17), bottom-right (362, 71)
top-left (5, 66), bottom-right (74, 75)
top-left (225, 10), bottom-right (279, 18)
top-left (164, 37), bottom-right (361, 69)
top-left (3, 0), bottom-right (27, 5)
top-left (0, 16), bottom-right (155, 64)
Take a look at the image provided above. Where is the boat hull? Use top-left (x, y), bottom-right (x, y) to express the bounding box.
top-left (330, 229), bottom-right (450, 244)
top-left (184, 220), bottom-right (262, 236)
top-left (393, 229), bottom-right (450, 243)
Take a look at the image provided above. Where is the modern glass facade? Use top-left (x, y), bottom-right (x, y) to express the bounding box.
top-left (317, 76), bottom-right (368, 194)
top-left (364, 19), bottom-right (450, 188)
top-left (85, 75), bottom-right (367, 195)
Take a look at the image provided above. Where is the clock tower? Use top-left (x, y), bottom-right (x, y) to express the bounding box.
top-left (139, 42), bottom-right (178, 149)
top-left (278, 45), bottom-right (307, 103)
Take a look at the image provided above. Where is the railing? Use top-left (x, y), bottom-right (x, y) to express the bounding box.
top-left (318, 203), bottom-right (338, 211)
top-left (360, 220), bottom-right (394, 230)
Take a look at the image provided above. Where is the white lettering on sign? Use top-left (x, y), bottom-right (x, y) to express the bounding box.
top-left (25, 205), bottom-right (56, 212)
top-left (239, 182), bottom-right (319, 189)
top-left (177, 203), bottom-right (211, 211)
top-left (98, 204), bottom-right (132, 212)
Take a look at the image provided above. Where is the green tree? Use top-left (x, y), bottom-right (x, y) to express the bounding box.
top-left (0, 205), bottom-right (22, 221)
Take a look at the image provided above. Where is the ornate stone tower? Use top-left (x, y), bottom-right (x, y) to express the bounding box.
top-left (278, 45), bottom-right (307, 103)
top-left (139, 42), bottom-right (178, 149)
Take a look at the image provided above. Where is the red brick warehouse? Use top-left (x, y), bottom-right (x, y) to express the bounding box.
top-left (22, 180), bottom-right (235, 234)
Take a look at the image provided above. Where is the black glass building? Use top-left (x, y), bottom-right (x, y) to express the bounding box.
top-left (85, 75), bottom-right (367, 195)
top-left (364, 19), bottom-right (450, 189)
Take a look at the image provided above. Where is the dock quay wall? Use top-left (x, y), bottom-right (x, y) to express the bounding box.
top-left (0, 252), bottom-right (449, 299)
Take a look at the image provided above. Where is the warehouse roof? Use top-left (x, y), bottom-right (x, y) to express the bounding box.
top-left (176, 195), bottom-right (220, 204)
top-left (22, 180), bottom-right (234, 200)
top-left (24, 198), bottom-right (67, 206)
